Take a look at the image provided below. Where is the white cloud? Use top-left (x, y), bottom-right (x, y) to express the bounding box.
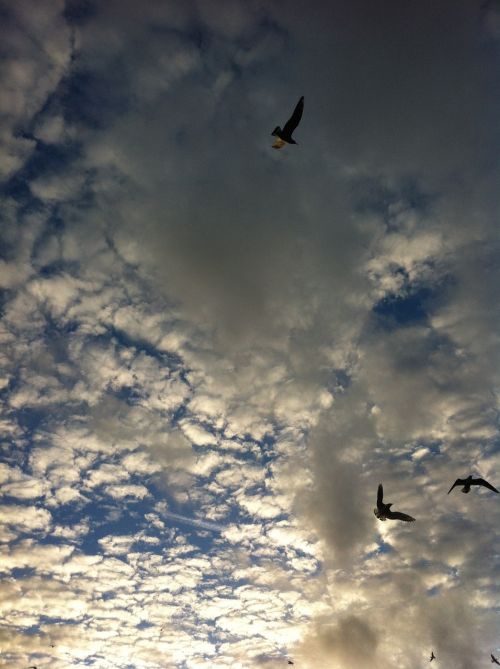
top-left (104, 484), bottom-right (150, 500)
top-left (0, 504), bottom-right (52, 533)
top-left (181, 421), bottom-right (219, 446)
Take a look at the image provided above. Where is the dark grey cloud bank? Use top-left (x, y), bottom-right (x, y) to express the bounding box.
top-left (56, 0), bottom-right (499, 346)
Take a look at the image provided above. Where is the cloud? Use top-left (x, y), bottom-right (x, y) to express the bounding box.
top-left (0, 1), bottom-right (499, 668)
top-left (0, 504), bottom-right (52, 534)
top-left (104, 483), bottom-right (150, 500)
top-left (299, 614), bottom-right (379, 667)
top-left (0, 0), bottom-right (71, 178)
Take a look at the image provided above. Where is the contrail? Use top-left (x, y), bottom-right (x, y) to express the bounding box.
top-left (164, 511), bottom-right (224, 533)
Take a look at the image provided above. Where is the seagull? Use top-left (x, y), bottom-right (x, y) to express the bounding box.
top-left (430, 651), bottom-right (436, 662)
top-left (374, 484), bottom-right (416, 522)
top-left (271, 96), bottom-right (304, 149)
top-left (491, 654), bottom-right (500, 665)
top-left (447, 475), bottom-right (499, 494)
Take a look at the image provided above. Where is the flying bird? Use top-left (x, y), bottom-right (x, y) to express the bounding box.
top-left (430, 651), bottom-right (436, 662)
top-left (288, 662), bottom-right (294, 666)
top-left (374, 484), bottom-right (416, 522)
top-left (447, 475), bottom-right (499, 494)
top-left (491, 654), bottom-right (500, 665)
top-left (271, 96), bottom-right (304, 149)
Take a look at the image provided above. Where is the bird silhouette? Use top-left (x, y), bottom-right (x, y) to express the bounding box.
top-left (447, 475), bottom-right (498, 494)
top-left (374, 484), bottom-right (415, 522)
top-left (430, 651), bottom-right (436, 662)
top-left (491, 654), bottom-right (500, 665)
top-left (271, 97), bottom-right (304, 149)
top-left (288, 662), bottom-right (294, 666)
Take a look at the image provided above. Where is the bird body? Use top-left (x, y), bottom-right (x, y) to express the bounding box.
top-left (492, 654), bottom-right (500, 665)
top-left (430, 651), bottom-right (436, 662)
top-left (374, 484), bottom-right (415, 522)
top-left (447, 475), bottom-right (498, 494)
top-left (271, 96), bottom-right (304, 149)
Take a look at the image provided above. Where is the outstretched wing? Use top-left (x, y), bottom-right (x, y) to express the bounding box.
top-left (447, 478), bottom-right (465, 494)
top-left (491, 654), bottom-right (500, 665)
top-left (473, 478), bottom-right (499, 493)
top-left (386, 509), bottom-right (415, 522)
top-left (282, 96), bottom-right (304, 136)
top-left (377, 483), bottom-right (384, 508)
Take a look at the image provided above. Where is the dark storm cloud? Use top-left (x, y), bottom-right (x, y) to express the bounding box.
top-left (298, 415), bottom-right (376, 566)
top-left (51, 0), bottom-right (368, 343)
top-left (274, 0), bottom-right (500, 177)
top-left (300, 614), bottom-right (379, 666)
top-left (56, 0), bottom-right (499, 355)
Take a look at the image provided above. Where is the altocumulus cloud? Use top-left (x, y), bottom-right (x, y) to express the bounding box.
top-left (0, 1), bottom-right (499, 668)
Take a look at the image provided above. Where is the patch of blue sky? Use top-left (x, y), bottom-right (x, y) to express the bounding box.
top-left (326, 368), bottom-right (351, 396)
top-left (13, 406), bottom-right (50, 435)
top-left (373, 286), bottom-right (432, 328)
top-left (37, 613), bottom-right (79, 627)
top-left (8, 139), bottom-right (82, 190)
top-left (0, 176), bottom-right (43, 216)
top-left (171, 402), bottom-right (188, 425)
top-left (96, 325), bottom-right (185, 371)
top-left (8, 566), bottom-right (36, 579)
top-left (426, 585), bottom-right (441, 597)
top-left (37, 259), bottom-right (80, 278)
top-left (365, 540), bottom-right (394, 560)
top-left (75, 500), bottom-right (150, 548)
top-left (60, 65), bottom-right (132, 131)
top-left (63, 0), bottom-right (98, 26)
top-left (0, 220), bottom-right (27, 261)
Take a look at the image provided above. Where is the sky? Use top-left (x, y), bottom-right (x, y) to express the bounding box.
top-left (0, 1), bottom-right (499, 668)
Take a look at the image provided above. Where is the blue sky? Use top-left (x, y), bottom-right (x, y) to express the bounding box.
top-left (0, 1), bottom-right (499, 668)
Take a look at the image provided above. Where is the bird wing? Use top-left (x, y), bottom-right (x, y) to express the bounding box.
top-left (386, 509), bottom-right (415, 522)
top-left (447, 478), bottom-right (466, 494)
top-left (491, 655), bottom-right (500, 664)
top-left (473, 478), bottom-right (499, 493)
top-left (377, 483), bottom-right (384, 508)
top-left (282, 96), bottom-right (304, 136)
